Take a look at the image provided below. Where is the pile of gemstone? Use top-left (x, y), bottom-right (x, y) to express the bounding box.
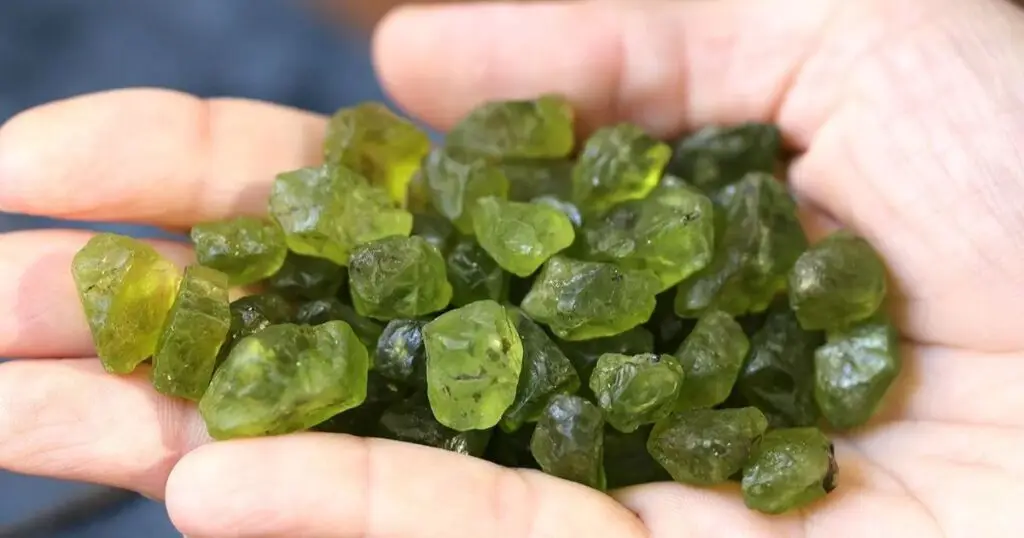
top-left (70, 95), bottom-right (897, 515)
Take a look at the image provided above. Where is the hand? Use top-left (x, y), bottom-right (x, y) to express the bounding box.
top-left (1, 0), bottom-right (1023, 536)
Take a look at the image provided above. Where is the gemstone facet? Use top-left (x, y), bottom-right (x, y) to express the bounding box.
top-left (348, 236), bottom-right (453, 320)
top-left (472, 197), bottom-right (576, 277)
top-left (741, 428), bottom-right (837, 514)
top-left (672, 310), bottom-right (749, 410)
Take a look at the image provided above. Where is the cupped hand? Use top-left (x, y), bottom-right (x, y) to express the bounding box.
top-left (1, 0), bottom-right (1023, 536)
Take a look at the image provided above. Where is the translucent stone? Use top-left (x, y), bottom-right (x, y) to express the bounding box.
top-left (190, 216), bottom-right (287, 286)
top-left (590, 353), bottom-right (684, 433)
top-left (266, 253), bottom-right (346, 300)
top-left (422, 148), bottom-right (510, 234)
top-left (446, 238), bottom-right (508, 307)
top-left (348, 236), bottom-right (452, 320)
top-left (672, 310), bottom-right (749, 410)
top-left (647, 407), bottom-right (768, 485)
top-left (445, 95), bottom-right (575, 159)
top-left (742, 428), bottom-right (838, 514)
top-left (294, 297), bottom-right (384, 349)
top-left (472, 197), bottom-right (576, 277)
top-left (571, 124), bottom-right (671, 217)
top-left (377, 393), bottom-right (492, 457)
top-left (666, 123), bottom-right (782, 193)
top-left (374, 319), bottom-right (427, 388)
top-left (530, 394), bottom-right (606, 490)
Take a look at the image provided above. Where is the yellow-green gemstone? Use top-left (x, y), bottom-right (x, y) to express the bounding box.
top-left (672, 310), bottom-right (749, 410)
top-left (348, 236), bottom-right (453, 320)
top-left (472, 197), bottom-right (575, 277)
top-left (190, 216), bottom-right (287, 286)
top-left (422, 148), bottom-right (510, 234)
top-left (446, 94), bottom-right (575, 159)
top-left (571, 124), bottom-right (671, 217)
top-left (742, 428), bottom-right (838, 514)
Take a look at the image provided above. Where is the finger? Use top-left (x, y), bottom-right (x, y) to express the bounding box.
top-left (373, 0), bottom-right (834, 140)
top-left (0, 88), bottom-right (326, 228)
top-left (0, 359), bottom-right (210, 498)
top-left (0, 230), bottom-right (193, 358)
top-left (165, 434), bottom-right (648, 538)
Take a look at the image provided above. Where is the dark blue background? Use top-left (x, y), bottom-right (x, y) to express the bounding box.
top-left (0, 0), bottom-right (386, 535)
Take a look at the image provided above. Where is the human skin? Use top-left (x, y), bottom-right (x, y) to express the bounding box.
top-left (1, 0), bottom-right (1023, 536)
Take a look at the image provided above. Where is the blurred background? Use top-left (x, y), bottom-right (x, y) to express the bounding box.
top-left (0, 0), bottom-right (414, 535)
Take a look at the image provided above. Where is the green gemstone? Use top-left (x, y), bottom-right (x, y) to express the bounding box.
top-left (735, 302), bottom-right (822, 428)
top-left (742, 428), bottom-right (838, 514)
top-left (446, 95), bottom-right (575, 159)
top-left (266, 253), bottom-right (346, 300)
top-left (374, 319), bottom-right (427, 388)
top-left (571, 124), bottom-right (671, 217)
top-left (675, 172), bottom-right (807, 317)
top-left (501, 158), bottom-right (575, 203)
top-left (324, 102), bottom-right (431, 204)
top-left (472, 197), bottom-right (576, 277)
top-left (500, 308), bottom-right (581, 433)
top-left (580, 184), bottom-right (715, 291)
top-left (646, 291), bottom-right (696, 353)
top-left (485, 424), bottom-right (540, 470)
top-left (556, 327), bottom-right (655, 393)
top-left (672, 310), bottom-right (749, 410)
top-left (530, 394), bottom-right (606, 490)
top-left (666, 123), bottom-right (782, 194)
top-left (521, 256), bottom-right (659, 341)
top-left (268, 165), bottom-right (413, 265)
top-left (348, 236), bottom-right (453, 320)
top-left (200, 321), bottom-right (370, 439)
top-left (412, 213), bottom-right (457, 255)
top-left (71, 233), bottom-right (182, 374)
top-left (590, 353), bottom-right (685, 433)
top-left (445, 238), bottom-right (509, 307)
top-left (406, 170), bottom-right (433, 214)
top-left (217, 293), bottom-right (296, 369)
top-left (377, 393), bottom-right (492, 457)
top-left (313, 372), bottom-right (409, 437)
top-left (424, 300), bottom-right (524, 431)
top-left (422, 148), bottom-right (510, 234)
top-left (814, 315), bottom-right (900, 429)
top-left (294, 298), bottom-right (384, 349)
top-left (190, 217), bottom-right (287, 286)
top-left (647, 407), bottom-right (768, 486)
top-left (603, 424), bottom-right (671, 489)
top-left (789, 231), bottom-right (887, 331)
top-left (151, 266), bottom-right (231, 401)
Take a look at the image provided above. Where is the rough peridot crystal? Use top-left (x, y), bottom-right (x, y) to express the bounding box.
top-left (672, 310), bottom-right (749, 410)
top-left (374, 319), bottom-right (428, 388)
top-left (423, 300), bottom-right (524, 431)
top-left (151, 265), bottom-right (231, 401)
top-left (71, 233), bottom-right (182, 374)
top-left (266, 253), bottom-right (346, 300)
top-left (199, 321), bottom-right (369, 439)
top-left (742, 428), bottom-right (837, 514)
top-left (472, 197), bottom-right (576, 277)
top-left (521, 257), bottom-right (659, 340)
top-left (446, 238), bottom-right (508, 307)
top-left (648, 407), bottom-right (768, 486)
top-left (571, 124), bottom-right (671, 217)
top-left (446, 95), bottom-right (575, 159)
top-left (789, 231), bottom-right (887, 331)
top-left (530, 394), bottom-right (606, 490)
top-left (590, 353), bottom-right (684, 433)
top-left (294, 298), bottom-right (384, 348)
top-left (348, 236), bottom-right (453, 320)
top-left (324, 102), bottom-right (431, 204)
top-left (422, 148), bottom-right (510, 234)
top-left (190, 216), bottom-right (287, 286)
top-left (666, 123), bottom-right (782, 194)
top-left (556, 327), bottom-right (655, 391)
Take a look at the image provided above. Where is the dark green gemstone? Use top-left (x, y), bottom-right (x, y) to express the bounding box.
top-left (530, 394), bottom-right (606, 490)
top-left (348, 236), bottom-right (453, 320)
top-left (217, 293), bottom-right (294, 369)
top-left (485, 424), bottom-right (540, 470)
top-left (294, 297), bottom-right (384, 349)
top-left (374, 319), bottom-right (428, 388)
top-left (190, 216), bottom-right (287, 287)
top-left (376, 393), bottom-right (492, 457)
top-left (445, 95), bottom-right (575, 159)
top-left (666, 123), bottom-right (782, 194)
top-left (647, 407), bottom-right (768, 485)
top-left (603, 425), bottom-right (671, 489)
top-left (557, 326), bottom-right (655, 394)
top-left (412, 213), bottom-right (457, 255)
top-left (672, 310), bottom-right (749, 410)
top-left (571, 124), bottom-right (671, 217)
top-left (445, 238), bottom-right (509, 307)
top-left (266, 253), bottom-right (347, 300)
top-left (742, 428), bottom-right (837, 514)
top-left (501, 158), bottom-right (575, 203)
top-left (590, 353), bottom-right (685, 433)
top-left (645, 291), bottom-right (696, 354)
top-left (313, 372), bottom-right (409, 436)
top-left (422, 148), bottom-right (510, 234)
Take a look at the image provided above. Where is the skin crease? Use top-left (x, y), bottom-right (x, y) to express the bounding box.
top-left (0, 0), bottom-right (1023, 536)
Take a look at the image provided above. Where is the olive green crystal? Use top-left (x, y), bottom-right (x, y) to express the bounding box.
top-left (151, 265), bottom-right (231, 401)
top-left (472, 197), bottom-right (576, 277)
top-left (556, 327), bottom-right (655, 391)
top-left (741, 428), bottom-right (837, 514)
top-left (423, 300), bottom-right (524, 431)
top-left (377, 393), bottom-right (492, 457)
top-left (571, 124), bottom-right (671, 217)
top-left (530, 394), bottom-right (606, 490)
top-left (579, 184), bottom-right (715, 290)
top-left (71, 233), bottom-right (182, 374)
top-left (666, 123), bottom-right (782, 194)
top-left (190, 216), bottom-right (287, 286)
top-left (603, 425), bottom-right (671, 489)
top-left (675, 172), bottom-right (807, 317)
top-left (266, 253), bottom-right (346, 300)
top-left (521, 257), bottom-right (659, 341)
top-left (789, 231), bottom-right (887, 331)
top-left (500, 308), bottom-right (581, 433)
top-left (294, 298), bottom-right (384, 348)
top-left (814, 316), bottom-right (900, 429)
top-left (648, 407), bottom-right (768, 486)
top-left (422, 148), bottom-right (510, 234)
top-left (324, 102), bottom-right (431, 204)
top-left (445, 95), bottom-right (575, 159)
top-left (268, 165), bottom-right (412, 265)
top-left (445, 238), bottom-right (508, 307)
top-left (374, 319), bottom-right (427, 388)
top-left (348, 236), bottom-right (453, 320)
top-left (200, 321), bottom-right (369, 439)
top-left (672, 310), bottom-right (749, 410)
top-left (590, 353), bottom-right (685, 433)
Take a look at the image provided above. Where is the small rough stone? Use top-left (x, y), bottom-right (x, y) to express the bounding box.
top-left (571, 124), bottom-right (671, 217)
top-left (424, 300), bottom-right (524, 431)
top-left (557, 327), bottom-right (655, 391)
top-left (190, 217), bottom-right (287, 286)
top-left (446, 238), bottom-right (508, 307)
top-left (374, 319), bottom-right (428, 388)
top-left (422, 148), bottom-right (510, 234)
top-left (71, 233), bottom-right (182, 374)
top-left (266, 253), bottom-right (346, 300)
top-left (590, 353), bottom-right (685, 433)
top-left (377, 393), bottom-right (492, 457)
top-left (313, 372), bottom-right (409, 437)
top-left (742, 428), bottom-right (838, 514)
top-left (789, 231), bottom-right (888, 331)
top-left (814, 315), bottom-right (900, 429)
top-left (521, 257), bottom-right (660, 341)
top-left (200, 321), bottom-right (369, 439)
top-left (446, 95), bottom-right (575, 159)
top-left (603, 425), bottom-right (672, 489)
top-left (348, 236), bottom-right (453, 320)
top-left (151, 266), bottom-right (231, 401)
top-left (672, 310), bottom-right (749, 410)
top-left (472, 197), bottom-right (576, 277)
top-left (648, 407), bottom-right (768, 485)
top-left (294, 297), bottom-right (384, 348)
top-left (530, 394), bottom-right (606, 490)
top-left (666, 123), bottom-right (782, 194)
